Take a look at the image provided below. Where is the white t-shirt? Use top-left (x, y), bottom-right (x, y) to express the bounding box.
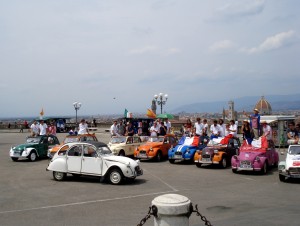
top-left (30, 124), bottom-right (39, 134)
top-left (263, 125), bottom-right (272, 140)
top-left (39, 123), bottom-right (48, 135)
top-left (78, 123), bottom-right (88, 134)
top-left (150, 125), bottom-right (159, 136)
top-left (219, 124), bottom-right (226, 137)
top-left (229, 124), bottom-right (237, 137)
top-left (110, 124), bottom-right (118, 136)
top-left (210, 124), bottom-right (221, 136)
top-left (194, 122), bottom-right (204, 136)
top-left (164, 121), bottom-right (172, 133)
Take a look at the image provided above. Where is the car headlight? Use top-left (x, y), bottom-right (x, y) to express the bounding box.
top-left (255, 156), bottom-right (260, 162)
top-left (150, 147), bottom-right (153, 151)
top-left (214, 150), bottom-right (218, 154)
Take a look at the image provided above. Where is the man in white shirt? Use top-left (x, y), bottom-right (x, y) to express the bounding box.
top-left (164, 118), bottom-right (172, 134)
top-left (218, 118), bottom-right (226, 137)
top-left (110, 120), bottom-right (119, 137)
top-left (150, 121), bottom-right (159, 136)
top-left (228, 120), bottom-right (237, 137)
top-left (210, 119), bottom-right (221, 139)
top-left (78, 119), bottom-right (89, 135)
top-left (194, 117), bottom-right (204, 136)
top-left (261, 121), bottom-right (272, 140)
top-left (30, 121), bottom-right (39, 136)
top-left (39, 120), bottom-right (48, 135)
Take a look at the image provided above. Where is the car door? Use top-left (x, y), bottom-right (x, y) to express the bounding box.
top-left (81, 144), bottom-right (102, 175)
top-left (66, 144), bottom-right (83, 173)
top-left (133, 137), bottom-right (141, 154)
top-left (126, 137), bottom-right (134, 155)
top-left (39, 136), bottom-right (49, 157)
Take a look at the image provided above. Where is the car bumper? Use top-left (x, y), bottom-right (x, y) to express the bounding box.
top-left (232, 166), bottom-right (261, 171)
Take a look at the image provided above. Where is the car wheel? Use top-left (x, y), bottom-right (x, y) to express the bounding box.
top-left (261, 162), bottom-right (268, 175)
top-left (219, 157), bottom-right (227, 168)
top-left (196, 163), bottom-right (202, 168)
top-left (109, 168), bottom-right (123, 185)
top-left (169, 159), bottom-right (175, 164)
top-left (29, 151), bottom-right (37, 162)
top-left (156, 151), bottom-right (162, 162)
top-left (279, 174), bottom-right (286, 182)
top-left (232, 168), bottom-right (237, 174)
top-left (11, 157), bottom-right (18, 162)
top-left (53, 171), bottom-right (66, 181)
top-left (118, 150), bottom-right (125, 156)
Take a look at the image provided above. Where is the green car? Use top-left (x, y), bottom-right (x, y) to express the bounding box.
top-left (9, 135), bottom-right (60, 162)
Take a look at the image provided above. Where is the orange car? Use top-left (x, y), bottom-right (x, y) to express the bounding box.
top-left (134, 134), bottom-right (177, 161)
top-left (47, 133), bottom-right (98, 158)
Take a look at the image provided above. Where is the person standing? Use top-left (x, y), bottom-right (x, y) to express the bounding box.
top-left (150, 121), bottom-right (159, 137)
top-left (39, 120), bottom-right (48, 135)
top-left (261, 120), bottom-right (272, 140)
top-left (202, 119), bottom-right (209, 136)
top-left (159, 121), bottom-right (167, 136)
top-left (78, 119), bottom-right (89, 135)
top-left (30, 121), bottom-right (39, 136)
top-left (218, 119), bottom-right (226, 137)
top-left (210, 119), bottom-right (222, 139)
top-left (125, 121), bottom-right (134, 136)
top-left (287, 122), bottom-right (299, 144)
top-left (164, 118), bottom-right (172, 134)
top-left (48, 121), bottom-right (57, 136)
top-left (194, 117), bottom-right (204, 137)
top-left (241, 120), bottom-right (254, 144)
top-left (228, 120), bottom-right (237, 137)
top-left (245, 108), bottom-right (260, 139)
top-left (110, 120), bottom-right (119, 137)
top-left (118, 120), bottom-right (126, 136)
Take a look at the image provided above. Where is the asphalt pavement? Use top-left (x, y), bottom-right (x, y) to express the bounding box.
top-left (0, 131), bottom-right (298, 226)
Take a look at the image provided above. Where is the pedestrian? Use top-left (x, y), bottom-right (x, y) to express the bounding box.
top-left (19, 121), bottom-right (24, 133)
top-left (78, 119), bottom-right (89, 135)
top-left (261, 120), bottom-right (272, 140)
top-left (93, 118), bottom-right (97, 127)
top-left (241, 120), bottom-right (254, 144)
top-left (125, 121), bottom-right (134, 136)
top-left (48, 121), bottom-right (57, 136)
top-left (39, 120), bottom-right (48, 135)
top-left (245, 108), bottom-right (260, 139)
top-left (110, 120), bottom-right (119, 137)
top-left (30, 121), bottom-right (39, 136)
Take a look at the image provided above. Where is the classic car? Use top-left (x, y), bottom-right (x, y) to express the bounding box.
top-left (134, 134), bottom-right (177, 161)
top-left (194, 136), bottom-right (240, 168)
top-left (231, 138), bottom-right (279, 174)
top-left (108, 136), bottom-right (146, 156)
top-left (47, 141), bottom-right (143, 185)
top-left (47, 133), bottom-right (98, 158)
top-left (168, 135), bottom-right (206, 163)
top-left (10, 135), bottom-right (60, 161)
top-left (278, 144), bottom-right (300, 181)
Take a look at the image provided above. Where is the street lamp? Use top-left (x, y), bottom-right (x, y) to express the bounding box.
top-left (154, 93), bottom-right (168, 114)
top-left (73, 102), bottom-right (82, 125)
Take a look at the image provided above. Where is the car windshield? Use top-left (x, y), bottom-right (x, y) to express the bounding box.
top-left (64, 137), bottom-right (79, 143)
top-left (26, 137), bottom-right (41, 143)
top-left (289, 146), bottom-right (300, 155)
top-left (148, 136), bottom-right (164, 142)
top-left (97, 146), bottom-right (112, 155)
top-left (110, 137), bottom-right (126, 144)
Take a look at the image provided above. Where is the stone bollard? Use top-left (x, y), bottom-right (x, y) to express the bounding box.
top-left (151, 194), bottom-right (192, 226)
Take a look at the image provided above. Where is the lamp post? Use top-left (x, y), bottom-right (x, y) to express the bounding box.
top-left (154, 93), bottom-right (168, 114)
top-left (73, 102), bottom-right (82, 125)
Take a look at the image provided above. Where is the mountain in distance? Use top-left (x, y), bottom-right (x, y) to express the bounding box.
top-left (170, 93), bottom-right (300, 113)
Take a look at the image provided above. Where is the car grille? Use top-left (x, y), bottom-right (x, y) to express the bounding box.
top-left (289, 167), bottom-right (300, 175)
top-left (241, 160), bottom-right (251, 165)
top-left (175, 151), bottom-right (182, 155)
top-left (139, 150), bottom-right (146, 155)
top-left (135, 166), bottom-right (143, 175)
top-left (202, 154), bottom-right (211, 158)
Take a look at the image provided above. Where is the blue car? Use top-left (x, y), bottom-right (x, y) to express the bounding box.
top-left (168, 135), bottom-right (209, 164)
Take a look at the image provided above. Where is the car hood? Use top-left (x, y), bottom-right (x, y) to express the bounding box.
top-left (139, 142), bottom-right (162, 150)
top-left (173, 144), bottom-right (196, 152)
top-left (12, 143), bottom-right (38, 150)
top-left (202, 146), bottom-right (226, 154)
top-left (238, 151), bottom-right (264, 160)
top-left (286, 154), bottom-right (300, 168)
top-left (103, 155), bottom-right (138, 166)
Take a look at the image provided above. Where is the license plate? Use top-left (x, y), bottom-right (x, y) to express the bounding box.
top-left (174, 155), bottom-right (182, 159)
top-left (291, 175), bottom-right (300, 178)
top-left (202, 158), bottom-right (211, 162)
top-left (14, 152), bottom-right (20, 156)
top-left (240, 164), bottom-right (251, 168)
top-left (138, 153), bottom-right (147, 158)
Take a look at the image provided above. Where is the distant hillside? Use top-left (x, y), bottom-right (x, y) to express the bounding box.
top-left (170, 94), bottom-right (300, 113)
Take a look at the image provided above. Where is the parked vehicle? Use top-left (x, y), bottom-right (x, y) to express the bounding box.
top-left (47, 133), bottom-right (98, 158)
top-left (108, 136), bottom-right (146, 156)
top-left (47, 141), bottom-right (143, 185)
top-left (231, 139), bottom-right (279, 174)
top-left (134, 134), bottom-right (177, 161)
top-left (278, 144), bottom-right (300, 181)
top-left (195, 136), bottom-right (240, 168)
top-left (168, 135), bottom-right (206, 163)
top-left (10, 135), bottom-right (60, 161)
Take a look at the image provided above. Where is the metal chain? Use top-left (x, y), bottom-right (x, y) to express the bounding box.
top-left (192, 204), bottom-right (213, 226)
top-left (137, 206), bottom-right (153, 226)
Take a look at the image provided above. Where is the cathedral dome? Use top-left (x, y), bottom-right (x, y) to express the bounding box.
top-left (254, 96), bottom-right (272, 115)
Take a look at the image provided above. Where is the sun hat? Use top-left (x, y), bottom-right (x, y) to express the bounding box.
top-left (254, 108), bottom-right (259, 112)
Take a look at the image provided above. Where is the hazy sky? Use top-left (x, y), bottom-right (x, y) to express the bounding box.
top-left (1, 0), bottom-right (299, 118)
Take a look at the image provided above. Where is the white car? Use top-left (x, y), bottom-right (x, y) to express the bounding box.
top-left (47, 141), bottom-right (143, 185)
top-left (107, 136), bottom-right (147, 156)
top-left (278, 145), bottom-right (300, 182)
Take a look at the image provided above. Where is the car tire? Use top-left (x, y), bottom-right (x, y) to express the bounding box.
top-left (196, 163), bottom-right (202, 168)
top-left (118, 150), bottom-right (125, 156)
top-left (53, 171), bottom-right (66, 181)
top-left (29, 151), bottom-right (37, 162)
top-left (11, 157), bottom-right (18, 162)
top-left (156, 151), bottom-right (162, 162)
top-left (279, 174), bottom-right (286, 182)
top-left (109, 168), bottom-right (123, 185)
top-left (169, 159), bottom-right (175, 164)
top-left (261, 162), bottom-right (268, 175)
top-left (219, 157), bottom-right (227, 168)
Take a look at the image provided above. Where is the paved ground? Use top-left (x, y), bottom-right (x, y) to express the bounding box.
top-left (0, 131), bottom-right (299, 226)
